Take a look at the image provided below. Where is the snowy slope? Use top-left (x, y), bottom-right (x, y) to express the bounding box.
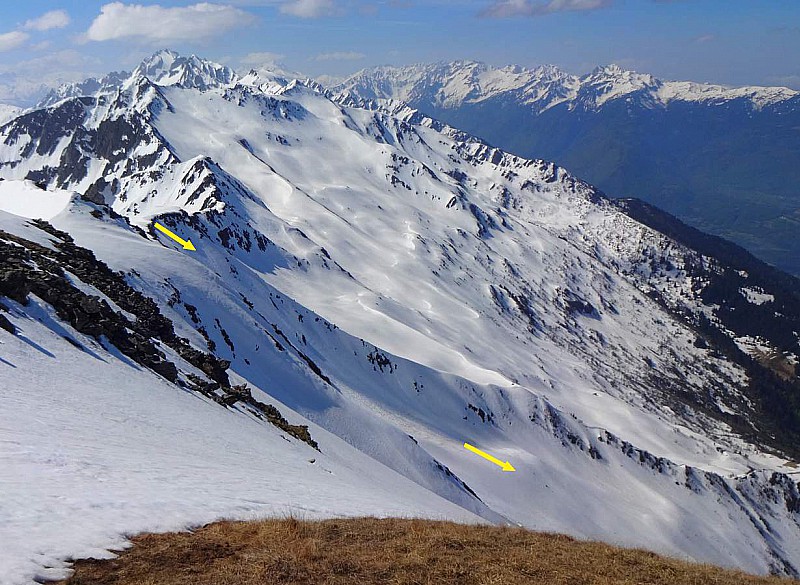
top-left (0, 180), bottom-right (72, 219)
top-left (1, 52), bottom-right (800, 582)
top-left (0, 105), bottom-right (22, 126)
top-left (0, 209), bottom-right (488, 585)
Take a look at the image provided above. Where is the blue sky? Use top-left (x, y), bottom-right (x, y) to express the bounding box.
top-left (0, 1), bottom-right (798, 105)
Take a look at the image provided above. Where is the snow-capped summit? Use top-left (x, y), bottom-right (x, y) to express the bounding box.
top-left (531, 63), bottom-right (570, 81)
top-left (576, 64), bottom-right (660, 107)
top-left (238, 63), bottom-right (311, 96)
top-left (1, 50), bottom-right (800, 583)
top-left (35, 51), bottom-right (240, 110)
top-left (132, 49), bottom-right (238, 90)
top-left (139, 48), bottom-right (180, 73)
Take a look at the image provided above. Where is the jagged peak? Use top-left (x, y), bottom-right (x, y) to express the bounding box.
top-left (443, 59), bottom-right (487, 71)
top-left (132, 50), bottom-right (238, 91)
top-left (33, 48), bottom-right (218, 111)
top-left (139, 49), bottom-right (181, 71)
top-left (237, 64), bottom-right (307, 95)
top-left (530, 63), bottom-right (571, 80)
top-left (589, 63), bottom-right (626, 77)
top-left (575, 64), bottom-right (661, 107)
top-left (35, 70), bottom-right (130, 110)
top-left (584, 64), bottom-right (657, 85)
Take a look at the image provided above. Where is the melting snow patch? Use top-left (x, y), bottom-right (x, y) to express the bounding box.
top-left (740, 287), bottom-right (774, 305)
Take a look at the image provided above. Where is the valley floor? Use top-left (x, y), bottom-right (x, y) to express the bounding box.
top-left (59, 518), bottom-right (797, 585)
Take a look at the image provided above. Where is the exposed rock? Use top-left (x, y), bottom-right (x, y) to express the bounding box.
top-left (0, 221), bottom-right (317, 449)
top-left (0, 312), bottom-right (14, 334)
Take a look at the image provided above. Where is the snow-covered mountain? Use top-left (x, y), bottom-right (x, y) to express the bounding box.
top-left (1, 51), bottom-right (800, 584)
top-left (333, 61), bottom-right (796, 114)
top-left (34, 49), bottom-right (295, 111)
top-left (332, 61), bottom-right (800, 278)
top-left (0, 104), bottom-right (22, 126)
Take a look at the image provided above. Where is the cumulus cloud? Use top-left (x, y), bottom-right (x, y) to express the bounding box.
top-left (23, 10), bottom-right (71, 32)
top-left (483, 0), bottom-right (612, 17)
top-left (314, 51), bottom-right (365, 61)
top-left (0, 10), bottom-right (71, 57)
top-left (280, 0), bottom-right (336, 18)
top-left (85, 2), bottom-right (251, 43)
top-left (240, 51), bottom-right (286, 66)
top-left (0, 31), bottom-right (29, 53)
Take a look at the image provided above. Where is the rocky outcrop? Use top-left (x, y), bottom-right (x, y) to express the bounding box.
top-left (0, 219), bottom-right (317, 449)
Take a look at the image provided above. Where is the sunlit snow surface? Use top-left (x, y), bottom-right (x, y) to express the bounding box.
top-left (0, 180), bottom-right (73, 220)
top-left (0, 105), bottom-right (21, 126)
top-left (0, 55), bottom-right (799, 583)
top-left (0, 212), bottom-right (487, 584)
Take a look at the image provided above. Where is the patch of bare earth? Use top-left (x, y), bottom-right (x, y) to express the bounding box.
top-left (60, 517), bottom-right (798, 585)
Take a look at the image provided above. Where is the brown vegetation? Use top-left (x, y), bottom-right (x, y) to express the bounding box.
top-left (61, 517), bottom-right (797, 585)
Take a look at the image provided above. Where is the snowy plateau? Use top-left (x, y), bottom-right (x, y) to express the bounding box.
top-left (0, 50), bottom-right (800, 584)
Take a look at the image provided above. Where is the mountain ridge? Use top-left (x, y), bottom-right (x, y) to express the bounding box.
top-left (333, 60), bottom-right (798, 113)
top-left (332, 60), bottom-right (800, 277)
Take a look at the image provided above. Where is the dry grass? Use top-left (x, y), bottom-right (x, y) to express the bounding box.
top-left (60, 517), bottom-right (797, 585)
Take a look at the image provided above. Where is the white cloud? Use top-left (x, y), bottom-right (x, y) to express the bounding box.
top-left (0, 31), bottom-right (29, 53)
top-left (201, 0), bottom-right (342, 18)
top-left (85, 2), bottom-right (251, 43)
top-left (314, 51), bottom-right (365, 61)
top-left (23, 10), bottom-right (71, 32)
top-left (483, 0), bottom-right (613, 17)
top-left (280, 0), bottom-right (336, 18)
top-left (240, 51), bottom-right (286, 66)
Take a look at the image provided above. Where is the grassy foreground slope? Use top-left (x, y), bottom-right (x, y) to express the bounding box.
top-left (61, 518), bottom-right (798, 585)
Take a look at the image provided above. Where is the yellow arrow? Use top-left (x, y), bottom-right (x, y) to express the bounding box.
top-left (463, 442), bottom-right (516, 472)
top-left (153, 222), bottom-right (196, 251)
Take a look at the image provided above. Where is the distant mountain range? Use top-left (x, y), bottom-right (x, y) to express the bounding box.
top-left (332, 61), bottom-right (800, 276)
